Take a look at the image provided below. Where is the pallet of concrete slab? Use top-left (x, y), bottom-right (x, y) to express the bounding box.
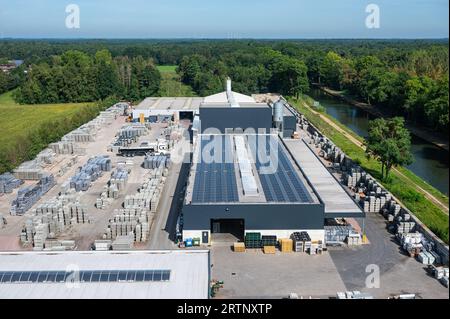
top-left (94, 240), bottom-right (112, 251)
top-left (96, 167), bottom-right (129, 208)
top-left (43, 239), bottom-right (76, 251)
top-left (116, 160), bottom-right (133, 174)
top-left (35, 148), bottom-right (56, 165)
top-left (324, 225), bottom-right (353, 244)
top-left (98, 111), bottom-right (117, 124)
top-left (13, 160), bottom-right (45, 180)
top-left (396, 232), bottom-right (424, 257)
top-left (96, 194), bottom-right (113, 209)
top-left (109, 167), bottom-right (129, 191)
top-left (20, 190), bottom-right (90, 247)
top-left (118, 123), bottom-right (148, 139)
top-left (111, 234), bottom-right (134, 250)
top-left (63, 126), bottom-right (97, 143)
top-left (50, 141), bottom-right (75, 155)
top-left (21, 210), bottom-right (88, 250)
top-left (104, 207), bottom-right (152, 242)
top-left (10, 174), bottom-right (56, 216)
top-left (111, 102), bottom-right (130, 116)
top-left (70, 156), bottom-right (111, 191)
top-left (0, 172), bottom-right (23, 193)
top-left (143, 154), bottom-right (171, 169)
top-left (34, 198), bottom-right (89, 226)
top-left (124, 173), bottom-right (164, 213)
top-left (431, 265), bottom-right (450, 288)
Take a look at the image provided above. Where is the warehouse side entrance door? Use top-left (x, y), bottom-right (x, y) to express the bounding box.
top-left (210, 219), bottom-right (244, 243)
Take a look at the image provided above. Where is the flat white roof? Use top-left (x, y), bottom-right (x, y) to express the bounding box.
top-left (284, 139), bottom-right (362, 215)
top-left (0, 250), bottom-right (210, 299)
top-left (204, 91), bottom-right (256, 104)
top-left (135, 97), bottom-right (203, 111)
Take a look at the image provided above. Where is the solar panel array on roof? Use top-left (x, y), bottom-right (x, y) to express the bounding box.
top-left (192, 136), bottom-right (239, 203)
top-left (253, 136), bottom-right (313, 203)
top-left (0, 270), bottom-right (170, 284)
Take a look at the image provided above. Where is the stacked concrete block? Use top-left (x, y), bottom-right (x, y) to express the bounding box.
top-left (111, 234), bottom-right (134, 250)
top-left (397, 232), bottom-right (423, 257)
top-left (13, 160), bottom-right (44, 180)
top-left (0, 173), bottom-right (23, 193)
top-left (143, 155), bottom-right (171, 169)
top-left (70, 156), bottom-right (111, 192)
top-left (49, 141), bottom-right (75, 155)
top-left (20, 189), bottom-right (89, 249)
top-left (104, 208), bottom-right (152, 242)
top-left (109, 167), bottom-right (129, 192)
top-left (10, 174), bottom-right (56, 215)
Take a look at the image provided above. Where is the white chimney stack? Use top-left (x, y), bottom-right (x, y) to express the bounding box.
top-left (226, 77), bottom-right (232, 93)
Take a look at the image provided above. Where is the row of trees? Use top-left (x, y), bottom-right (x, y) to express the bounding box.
top-left (0, 65), bottom-right (25, 95)
top-left (14, 50), bottom-right (161, 104)
top-left (310, 50), bottom-right (449, 131)
top-left (2, 39), bottom-right (448, 131)
top-left (177, 48), bottom-right (309, 98)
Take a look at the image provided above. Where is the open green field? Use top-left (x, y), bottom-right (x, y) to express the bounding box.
top-left (157, 66), bottom-right (196, 97)
top-left (0, 91), bottom-right (93, 151)
top-left (290, 95), bottom-right (449, 244)
top-left (156, 65), bottom-right (178, 73)
top-left (0, 90), bottom-right (100, 173)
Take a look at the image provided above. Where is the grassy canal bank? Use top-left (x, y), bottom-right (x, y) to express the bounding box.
top-left (290, 94), bottom-right (449, 244)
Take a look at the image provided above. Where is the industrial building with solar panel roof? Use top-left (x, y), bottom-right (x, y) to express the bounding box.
top-left (181, 79), bottom-right (365, 244)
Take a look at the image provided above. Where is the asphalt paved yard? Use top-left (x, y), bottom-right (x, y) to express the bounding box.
top-left (211, 245), bottom-right (347, 299)
top-left (329, 211), bottom-right (449, 299)
top-left (209, 209), bottom-right (449, 299)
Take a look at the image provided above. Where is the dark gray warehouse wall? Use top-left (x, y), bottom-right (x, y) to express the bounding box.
top-left (182, 203), bottom-right (325, 230)
top-left (283, 115), bottom-right (296, 132)
top-left (200, 107), bottom-right (273, 133)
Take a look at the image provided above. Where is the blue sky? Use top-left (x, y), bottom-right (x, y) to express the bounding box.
top-left (0, 0), bottom-right (448, 38)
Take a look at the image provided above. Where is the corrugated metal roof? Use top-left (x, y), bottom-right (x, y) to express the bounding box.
top-left (284, 139), bottom-right (362, 215)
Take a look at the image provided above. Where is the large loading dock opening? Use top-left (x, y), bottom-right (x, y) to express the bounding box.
top-left (179, 111), bottom-right (194, 121)
top-left (211, 219), bottom-right (244, 242)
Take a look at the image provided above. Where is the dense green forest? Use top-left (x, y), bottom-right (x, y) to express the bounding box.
top-left (0, 63), bottom-right (25, 95)
top-left (0, 39), bottom-right (448, 131)
top-left (12, 49), bottom-right (160, 104)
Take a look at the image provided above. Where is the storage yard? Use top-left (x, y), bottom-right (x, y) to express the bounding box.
top-left (0, 101), bottom-right (188, 252)
top-left (0, 81), bottom-right (448, 299)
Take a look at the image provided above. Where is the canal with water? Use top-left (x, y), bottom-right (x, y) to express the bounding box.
top-left (309, 88), bottom-right (449, 195)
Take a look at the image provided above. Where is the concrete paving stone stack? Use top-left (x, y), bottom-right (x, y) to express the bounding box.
top-left (418, 251), bottom-right (436, 265)
top-left (291, 231), bottom-right (311, 252)
top-left (0, 172), bottom-right (23, 193)
top-left (347, 232), bottom-right (362, 246)
top-left (49, 141), bottom-right (75, 155)
top-left (111, 234), bottom-right (134, 250)
top-left (10, 174), bottom-right (56, 215)
top-left (13, 160), bottom-right (45, 180)
top-left (325, 225), bottom-right (353, 243)
top-left (398, 232), bottom-right (423, 257)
